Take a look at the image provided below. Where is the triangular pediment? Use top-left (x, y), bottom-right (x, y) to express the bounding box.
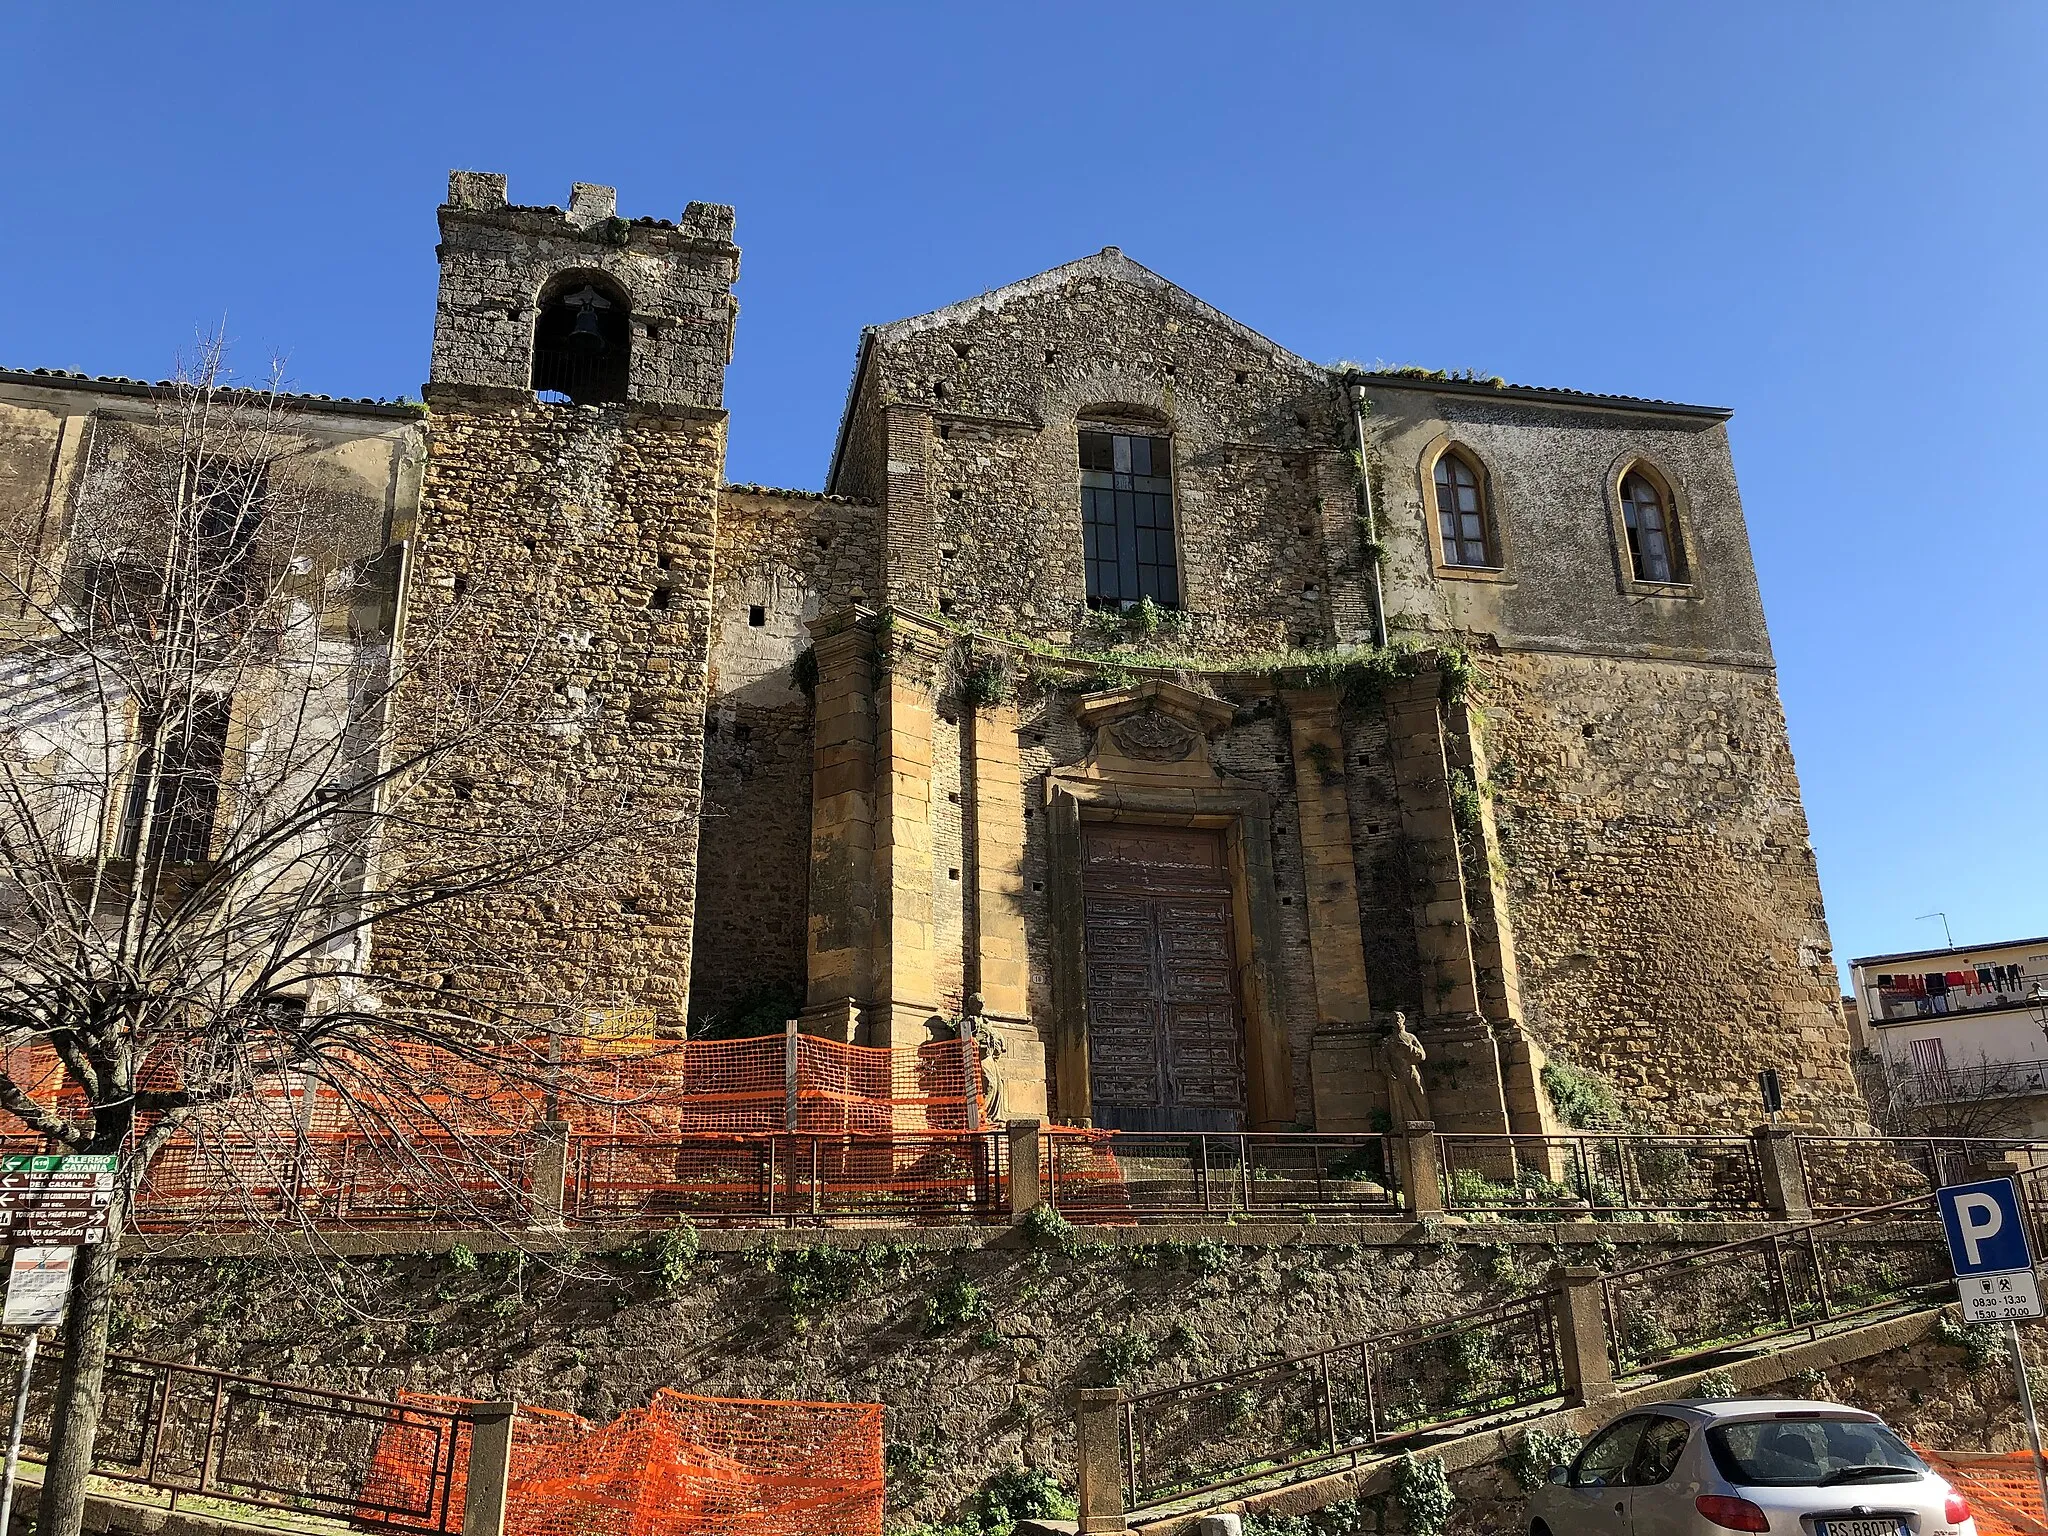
top-left (869, 249), bottom-right (1324, 379)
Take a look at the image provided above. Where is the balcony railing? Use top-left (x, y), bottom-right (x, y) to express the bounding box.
top-left (1889, 1057), bottom-right (2048, 1107)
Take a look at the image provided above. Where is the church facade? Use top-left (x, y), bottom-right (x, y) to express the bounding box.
top-left (0, 173), bottom-right (1862, 1135)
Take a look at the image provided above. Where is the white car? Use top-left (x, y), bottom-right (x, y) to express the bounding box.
top-left (1526, 1398), bottom-right (1976, 1536)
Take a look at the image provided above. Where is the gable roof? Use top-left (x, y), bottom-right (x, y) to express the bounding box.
top-left (825, 248), bottom-right (1324, 492)
top-left (869, 247), bottom-right (1327, 376)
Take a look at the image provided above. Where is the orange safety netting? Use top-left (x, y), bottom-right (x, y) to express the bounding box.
top-left (361, 1391), bottom-right (883, 1536)
top-left (1038, 1124), bottom-right (1133, 1221)
top-left (1922, 1451), bottom-right (2048, 1536)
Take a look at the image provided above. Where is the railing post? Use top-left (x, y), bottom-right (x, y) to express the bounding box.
top-left (1007, 1120), bottom-right (1043, 1223)
top-left (1075, 1387), bottom-right (1129, 1532)
top-left (1399, 1121), bottom-right (1444, 1217)
top-left (1552, 1267), bottom-right (1616, 1404)
top-left (1753, 1126), bottom-right (1813, 1221)
top-left (460, 1402), bottom-right (519, 1536)
top-left (527, 1121), bottom-right (570, 1229)
top-left (784, 1016), bottom-right (801, 1133)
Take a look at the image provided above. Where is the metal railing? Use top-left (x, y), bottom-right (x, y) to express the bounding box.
top-left (1438, 1132), bottom-right (1765, 1216)
top-left (1792, 1136), bottom-right (2040, 1213)
top-left (1044, 1131), bottom-right (1400, 1222)
top-left (132, 1133), bottom-right (535, 1230)
top-left (1594, 1193), bottom-right (1950, 1376)
top-left (565, 1130), bottom-right (1008, 1225)
top-left (1888, 1058), bottom-right (2048, 1107)
top-left (0, 1337), bottom-right (471, 1532)
top-left (1119, 1290), bottom-right (1561, 1511)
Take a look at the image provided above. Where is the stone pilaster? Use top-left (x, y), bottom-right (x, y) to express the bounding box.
top-left (1283, 687), bottom-right (1380, 1133)
top-left (870, 609), bottom-right (949, 1044)
top-left (801, 607), bottom-right (878, 1039)
top-left (1442, 693), bottom-right (1555, 1137)
top-left (968, 694), bottom-right (1047, 1117)
top-left (1383, 666), bottom-right (1511, 1135)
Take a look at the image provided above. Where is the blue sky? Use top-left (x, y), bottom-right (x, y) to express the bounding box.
top-left (4, 3), bottom-right (2042, 970)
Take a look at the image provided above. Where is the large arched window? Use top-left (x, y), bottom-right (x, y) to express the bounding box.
top-left (1619, 468), bottom-right (1687, 583)
top-left (532, 274), bottom-right (630, 405)
top-left (1432, 449), bottom-right (1495, 568)
top-left (1080, 426), bottom-right (1179, 608)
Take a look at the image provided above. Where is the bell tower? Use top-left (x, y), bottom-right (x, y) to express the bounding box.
top-left (377, 174), bottom-right (740, 1028)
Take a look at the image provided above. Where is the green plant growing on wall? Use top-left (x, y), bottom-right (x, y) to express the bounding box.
top-left (791, 644), bottom-right (819, 696)
top-left (1020, 1204), bottom-right (1078, 1254)
top-left (962, 654), bottom-right (1011, 708)
top-left (1693, 1371), bottom-right (1739, 1399)
top-left (1097, 1329), bottom-right (1156, 1384)
top-left (1508, 1425), bottom-right (1584, 1490)
top-left (647, 1224), bottom-right (700, 1296)
top-left (1541, 1059), bottom-right (1627, 1130)
top-left (1435, 646), bottom-right (1479, 704)
top-left (1393, 1453), bottom-right (1455, 1536)
top-left (969, 1464), bottom-right (1077, 1533)
top-left (924, 1273), bottom-right (990, 1334)
top-left (1936, 1312), bottom-right (2011, 1370)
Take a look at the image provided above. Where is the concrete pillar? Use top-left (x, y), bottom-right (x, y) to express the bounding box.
top-left (1553, 1268), bottom-right (1616, 1404)
top-left (1075, 1388), bottom-right (1128, 1533)
top-left (801, 607), bottom-right (878, 1040)
top-left (1399, 1121), bottom-right (1445, 1217)
top-left (1007, 1119), bottom-right (1043, 1222)
top-left (459, 1402), bottom-right (520, 1536)
top-left (871, 610), bottom-right (950, 1044)
top-left (527, 1121), bottom-right (570, 1229)
top-left (1754, 1127), bottom-right (1813, 1221)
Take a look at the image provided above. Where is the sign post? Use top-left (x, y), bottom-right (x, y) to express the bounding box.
top-left (0, 1245), bottom-right (77, 1535)
top-left (1936, 1177), bottom-right (2048, 1521)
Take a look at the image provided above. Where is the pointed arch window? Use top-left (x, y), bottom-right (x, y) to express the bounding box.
top-left (1620, 469), bottom-right (1687, 583)
top-left (1432, 450), bottom-right (1495, 568)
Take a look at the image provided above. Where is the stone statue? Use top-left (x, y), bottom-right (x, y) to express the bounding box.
top-left (1382, 1010), bottom-right (1430, 1128)
top-left (962, 993), bottom-right (1008, 1124)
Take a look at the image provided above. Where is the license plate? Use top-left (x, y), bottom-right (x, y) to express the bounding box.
top-left (1815, 1521), bottom-right (1906, 1536)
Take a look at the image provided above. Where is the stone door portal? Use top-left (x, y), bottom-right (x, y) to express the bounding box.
top-left (1080, 823), bottom-right (1246, 1131)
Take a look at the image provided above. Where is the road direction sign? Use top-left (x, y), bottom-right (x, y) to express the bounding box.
top-left (1938, 1177), bottom-right (2037, 1278)
top-left (2, 1249), bottom-right (74, 1329)
top-left (0, 1155), bottom-right (117, 1245)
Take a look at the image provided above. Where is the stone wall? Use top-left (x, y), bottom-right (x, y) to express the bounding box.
top-left (374, 396), bottom-right (724, 1025)
top-left (1480, 648), bottom-right (1858, 1129)
top-left (830, 252), bottom-right (1359, 652)
top-left (107, 1228), bottom-right (2019, 1535)
top-left (691, 487), bottom-right (879, 1022)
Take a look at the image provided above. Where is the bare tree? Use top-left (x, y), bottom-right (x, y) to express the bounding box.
top-left (1863, 1047), bottom-right (2048, 1141)
top-left (0, 342), bottom-right (632, 1536)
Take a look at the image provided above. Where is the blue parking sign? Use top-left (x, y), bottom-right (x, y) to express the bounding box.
top-left (1938, 1177), bottom-right (2036, 1277)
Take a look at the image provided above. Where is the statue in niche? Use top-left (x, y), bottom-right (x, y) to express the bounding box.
top-left (1381, 1010), bottom-right (1431, 1128)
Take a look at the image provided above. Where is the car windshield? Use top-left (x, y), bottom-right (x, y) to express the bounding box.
top-left (1707, 1418), bottom-right (1926, 1488)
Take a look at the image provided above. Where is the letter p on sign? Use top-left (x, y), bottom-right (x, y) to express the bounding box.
top-left (1938, 1177), bottom-right (2035, 1278)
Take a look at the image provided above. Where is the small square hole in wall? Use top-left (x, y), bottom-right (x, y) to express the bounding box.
top-left (950, 487), bottom-right (965, 501)
top-left (1281, 896), bottom-right (1293, 906)
top-left (651, 588), bottom-right (673, 611)
top-left (1235, 369), bottom-right (1250, 385)
top-left (748, 605), bottom-right (766, 627)
top-left (948, 868), bottom-right (960, 881)
top-left (948, 792), bottom-right (960, 804)
top-left (1044, 348), bottom-right (1058, 366)
top-left (733, 723), bottom-right (751, 743)
top-left (658, 553), bottom-right (674, 571)
top-left (1582, 723), bottom-right (1596, 739)
top-left (952, 341), bottom-right (972, 359)
top-left (452, 574), bottom-right (469, 597)
top-left (817, 535), bottom-right (831, 549)
top-left (1032, 881), bottom-right (1044, 892)
top-left (940, 597), bottom-right (956, 614)
top-left (1023, 808), bottom-right (1033, 820)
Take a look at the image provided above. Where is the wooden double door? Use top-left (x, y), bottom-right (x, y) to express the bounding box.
top-left (1081, 823), bottom-right (1247, 1131)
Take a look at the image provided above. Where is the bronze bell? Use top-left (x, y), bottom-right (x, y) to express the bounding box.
top-left (565, 303), bottom-right (606, 353)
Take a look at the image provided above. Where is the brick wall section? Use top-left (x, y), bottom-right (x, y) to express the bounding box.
top-left (376, 397), bottom-right (722, 1023)
top-left (691, 488), bottom-right (879, 1022)
top-left (1482, 648), bottom-right (1859, 1129)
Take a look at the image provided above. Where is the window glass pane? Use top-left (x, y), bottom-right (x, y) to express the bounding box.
top-left (1573, 1420), bottom-right (1648, 1487)
top-left (1080, 432), bottom-right (1112, 471)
